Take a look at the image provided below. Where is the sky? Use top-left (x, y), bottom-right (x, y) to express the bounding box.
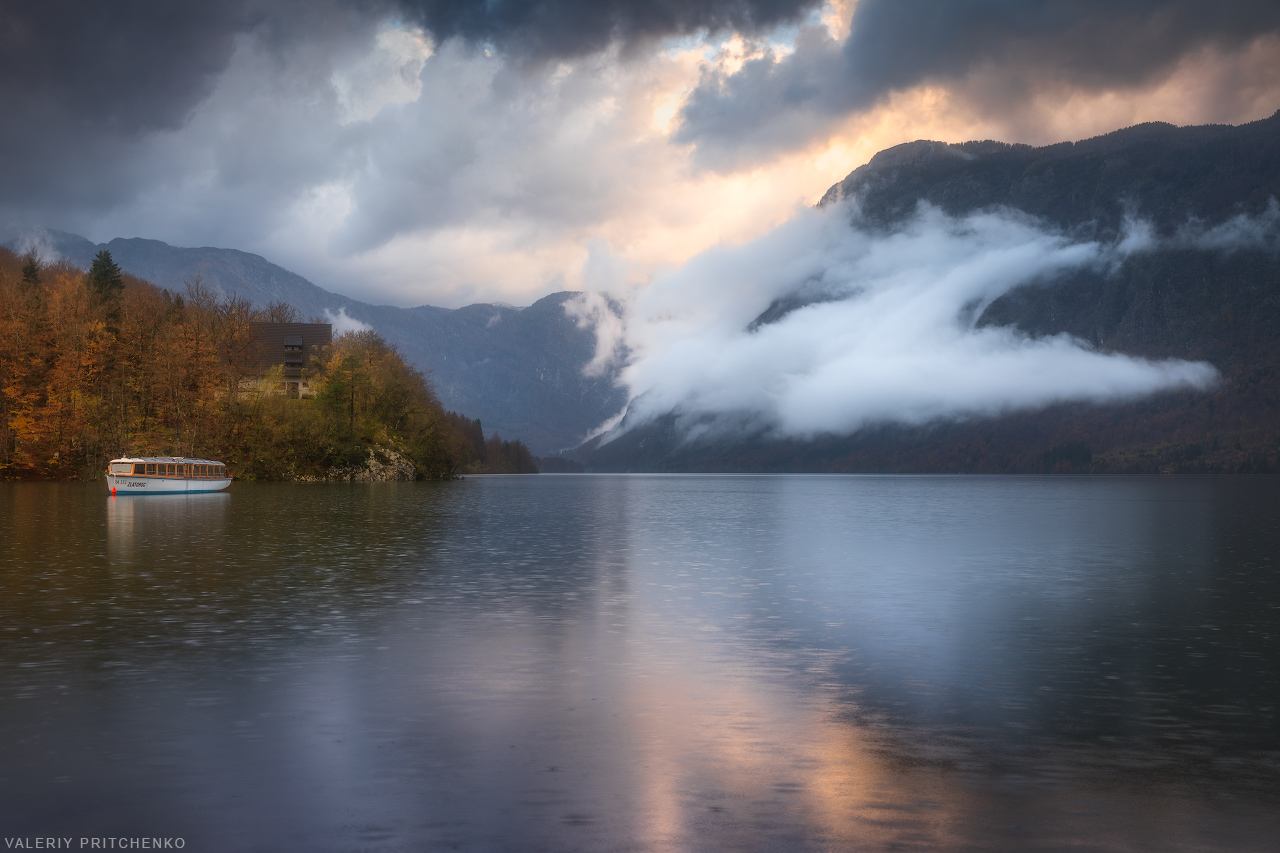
top-left (2, 0), bottom-right (1279, 310)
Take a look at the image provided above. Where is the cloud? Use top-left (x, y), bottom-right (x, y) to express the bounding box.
top-left (595, 202), bottom-right (1220, 442)
top-left (11, 228), bottom-right (62, 264)
top-left (0, 0), bottom-right (250, 209)
top-left (324, 307), bottom-right (374, 334)
top-left (677, 0), bottom-right (1280, 167)
top-left (394, 0), bottom-right (820, 60)
top-left (333, 26), bottom-right (435, 124)
top-left (69, 27), bottom-right (847, 308)
top-left (3, 0), bottom-right (1278, 314)
top-left (1176, 197), bottom-right (1280, 253)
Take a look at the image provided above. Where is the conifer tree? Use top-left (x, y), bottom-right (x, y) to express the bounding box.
top-left (88, 249), bottom-right (124, 300)
top-left (88, 249), bottom-right (125, 326)
top-left (20, 253), bottom-right (40, 289)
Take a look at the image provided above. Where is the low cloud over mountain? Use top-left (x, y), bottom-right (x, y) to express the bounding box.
top-left (572, 114), bottom-right (1280, 472)
top-left (596, 202), bottom-right (1221, 443)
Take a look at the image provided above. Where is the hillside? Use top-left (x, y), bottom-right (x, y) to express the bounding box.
top-left (3, 233), bottom-right (625, 453)
top-left (573, 114), bottom-right (1280, 474)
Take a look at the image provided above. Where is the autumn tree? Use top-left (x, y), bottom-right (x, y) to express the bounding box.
top-left (0, 247), bottom-right (496, 481)
top-left (262, 300), bottom-right (300, 323)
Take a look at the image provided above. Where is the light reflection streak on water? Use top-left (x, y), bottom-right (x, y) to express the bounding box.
top-left (0, 476), bottom-right (1277, 851)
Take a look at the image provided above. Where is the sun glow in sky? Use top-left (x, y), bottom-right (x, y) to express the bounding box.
top-left (2, 0), bottom-right (1278, 307)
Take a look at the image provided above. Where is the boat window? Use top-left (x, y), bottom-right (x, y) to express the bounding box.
top-left (133, 463), bottom-right (145, 475)
top-left (167, 463), bottom-right (176, 476)
top-left (110, 462), bottom-right (132, 474)
top-left (145, 463), bottom-right (156, 475)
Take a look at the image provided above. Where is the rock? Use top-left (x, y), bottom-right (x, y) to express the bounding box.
top-left (325, 447), bottom-right (417, 482)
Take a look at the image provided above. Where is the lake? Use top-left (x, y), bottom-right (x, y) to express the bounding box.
top-left (1, 475), bottom-right (1278, 851)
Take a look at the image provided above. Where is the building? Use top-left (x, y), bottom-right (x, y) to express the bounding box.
top-left (247, 322), bottom-right (332, 397)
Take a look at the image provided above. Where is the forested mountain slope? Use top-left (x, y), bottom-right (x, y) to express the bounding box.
top-left (3, 233), bottom-right (625, 453)
top-left (575, 114), bottom-right (1280, 473)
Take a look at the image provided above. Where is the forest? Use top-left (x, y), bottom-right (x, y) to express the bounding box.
top-left (0, 247), bottom-right (536, 480)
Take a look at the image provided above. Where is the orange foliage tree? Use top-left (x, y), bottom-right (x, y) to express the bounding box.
top-left (0, 248), bottom-right (478, 480)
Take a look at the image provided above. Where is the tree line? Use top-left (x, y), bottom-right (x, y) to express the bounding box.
top-left (0, 247), bottom-right (537, 479)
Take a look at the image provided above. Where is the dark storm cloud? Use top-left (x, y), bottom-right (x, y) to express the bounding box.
top-left (0, 0), bottom-right (253, 214)
top-left (0, 0), bottom-right (404, 232)
top-left (0, 0), bottom-right (249, 134)
top-left (0, 0), bottom-right (818, 230)
top-left (395, 0), bottom-right (819, 59)
top-left (677, 0), bottom-right (1280, 166)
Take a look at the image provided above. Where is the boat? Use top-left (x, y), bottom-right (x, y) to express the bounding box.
top-left (105, 456), bottom-right (232, 495)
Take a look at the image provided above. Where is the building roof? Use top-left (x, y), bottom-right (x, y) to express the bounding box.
top-left (247, 322), bottom-right (332, 373)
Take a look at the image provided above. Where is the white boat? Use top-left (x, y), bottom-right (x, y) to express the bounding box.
top-left (105, 456), bottom-right (232, 495)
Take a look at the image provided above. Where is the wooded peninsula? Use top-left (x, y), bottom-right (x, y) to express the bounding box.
top-left (0, 247), bottom-right (537, 480)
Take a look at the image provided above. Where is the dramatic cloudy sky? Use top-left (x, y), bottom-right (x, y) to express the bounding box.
top-left (2, 0), bottom-right (1279, 308)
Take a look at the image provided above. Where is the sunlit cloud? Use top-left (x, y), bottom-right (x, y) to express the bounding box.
top-left (2, 1), bottom-right (1277, 311)
top-left (333, 25), bottom-right (434, 125)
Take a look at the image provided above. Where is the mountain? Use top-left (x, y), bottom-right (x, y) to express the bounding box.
top-left (3, 232), bottom-right (625, 454)
top-left (572, 113), bottom-right (1280, 474)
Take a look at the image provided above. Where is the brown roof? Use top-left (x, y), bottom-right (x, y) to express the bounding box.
top-left (248, 322), bottom-right (332, 375)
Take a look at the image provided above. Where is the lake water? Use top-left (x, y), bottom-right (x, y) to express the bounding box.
top-left (1, 476), bottom-right (1278, 851)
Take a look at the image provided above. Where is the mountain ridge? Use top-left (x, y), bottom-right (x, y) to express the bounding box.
top-left (572, 113), bottom-right (1280, 473)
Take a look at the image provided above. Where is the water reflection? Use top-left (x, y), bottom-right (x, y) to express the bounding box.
top-left (1, 477), bottom-right (1277, 850)
top-left (106, 492), bottom-right (229, 560)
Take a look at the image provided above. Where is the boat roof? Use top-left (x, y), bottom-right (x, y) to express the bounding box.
top-left (110, 456), bottom-right (224, 465)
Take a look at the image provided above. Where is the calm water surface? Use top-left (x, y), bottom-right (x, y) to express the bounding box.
top-left (1, 476), bottom-right (1278, 851)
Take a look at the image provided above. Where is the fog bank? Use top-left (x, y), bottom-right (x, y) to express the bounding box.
top-left (582, 203), bottom-right (1223, 443)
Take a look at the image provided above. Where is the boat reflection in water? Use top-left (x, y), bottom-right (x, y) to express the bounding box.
top-left (106, 490), bottom-right (230, 561)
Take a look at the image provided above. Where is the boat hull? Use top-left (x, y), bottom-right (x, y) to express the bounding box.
top-left (107, 474), bottom-right (231, 494)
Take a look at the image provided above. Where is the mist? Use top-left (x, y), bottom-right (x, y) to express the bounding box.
top-left (586, 202), bottom-right (1222, 443)
top-left (324, 307), bottom-right (374, 335)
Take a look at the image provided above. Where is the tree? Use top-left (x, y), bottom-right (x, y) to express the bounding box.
top-left (88, 250), bottom-right (124, 300)
top-left (0, 245), bottom-right (483, 481)
top-left (88, 249), bottom-right (125, 326)
top-left (262, 301), bottom-right (299, 323)
top-left (20, 254), bottom-right (40, 289)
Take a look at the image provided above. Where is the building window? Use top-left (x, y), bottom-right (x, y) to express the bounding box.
top-left (283, 336), bottom-right (304, 368)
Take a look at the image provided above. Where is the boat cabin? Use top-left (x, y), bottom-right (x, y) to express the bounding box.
top-left (108, 458), bottom-right (227, 478)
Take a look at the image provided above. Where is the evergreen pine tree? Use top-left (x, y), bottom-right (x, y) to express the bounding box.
top-left (20, 253), bottom-right (40, 289)
top-left (88, 249), bottom-right (125, 327)
top-left (88, 249), bottom-right (124, 300)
